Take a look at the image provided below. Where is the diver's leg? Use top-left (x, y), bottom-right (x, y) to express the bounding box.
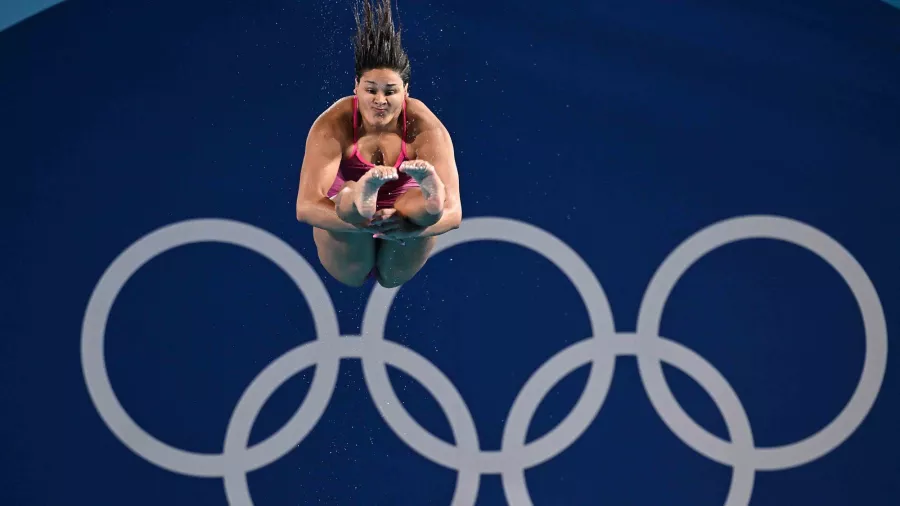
top-left (368, 160), bottom-right (447, 287)
top-left (395, 161), bottom-right (446, 226)
top-left (312, 227), bottom-right (376, 287)
top-left (313, 182), bottom-right (378, 287)
top-left (338, 166), bottom-right (399, 221)
top-left (374, 236), bottom-right (437, 288)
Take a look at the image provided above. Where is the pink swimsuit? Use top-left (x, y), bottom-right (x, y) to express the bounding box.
top-left (326, 96), bottom-right (419, 209)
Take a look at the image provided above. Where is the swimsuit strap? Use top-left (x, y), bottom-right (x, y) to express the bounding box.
top-left (350, 96), bottom-right (359, 158)
top-left (399, 97), bottom-right (408, 161)
top-left (392, 98), bottom-right (408, 167)
top-left (352, 95), bottom-right (359, 140)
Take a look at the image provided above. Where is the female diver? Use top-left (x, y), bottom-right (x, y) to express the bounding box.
top-left (295, 0), bottom-right (462, 288)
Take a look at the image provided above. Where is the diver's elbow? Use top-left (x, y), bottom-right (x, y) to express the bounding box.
top-left (450, 206), bottom-right (462, 229)
top-left (295, 203), bottom-right (310, 224)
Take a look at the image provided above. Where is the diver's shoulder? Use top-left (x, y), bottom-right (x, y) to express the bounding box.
top-left (309, 96), bottom-right (354, 138)
top-left (405, 97), bottom-right (438, 121)
top-left (318, 96), bottom-right (354, 122)
top-left (405, 97), bottom-right (448, 135)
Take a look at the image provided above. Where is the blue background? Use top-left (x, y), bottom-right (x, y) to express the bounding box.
top-left (3, 0), bottom-right (899, 504)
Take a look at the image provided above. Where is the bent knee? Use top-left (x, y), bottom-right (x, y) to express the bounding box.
top-left (374, 238), bottom-right (435, 288)
top-left (375, 273), bottom-right (408, 288)
top-left (318, 256), bottom-right (373, 287)
top-left (374, 264), bottom-right (423, 288)
top-left (312, 228), bottom-right (375, 287)
top-left (327, 263), bottom-right (372, 287)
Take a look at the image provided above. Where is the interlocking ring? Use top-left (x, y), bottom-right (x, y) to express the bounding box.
top-left (81, 215), bottom-right (887, 505)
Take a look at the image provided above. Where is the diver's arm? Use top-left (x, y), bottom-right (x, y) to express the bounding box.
top-left (392, 118), bottom-right (462, 238)
top-left (295, 114), bottom-right (370, 233)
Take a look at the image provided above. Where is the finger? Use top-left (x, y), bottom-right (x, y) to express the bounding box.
top-left (373, 233), bottom-right (403, 244)
top-left (377, 229), bottom-right (406, 243)
top-left (369, 216), bottom-right (401, 229)
top-left (370, 223), bottom-right (402, 234)
top-left (376, 234), bottom-right (406, 245)
top-left (371, 210), bottom-right (398, 225)
top-left (375, 223), bottom-right (403, 233)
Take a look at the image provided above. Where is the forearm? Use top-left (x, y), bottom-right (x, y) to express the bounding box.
top-left (406, 205), bottom-right (462, 238)
top-left (296, 197), bottom-right (366, 234)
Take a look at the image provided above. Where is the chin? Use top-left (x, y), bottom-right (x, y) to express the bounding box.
top-left (370, 113), bottom-right (392, 125)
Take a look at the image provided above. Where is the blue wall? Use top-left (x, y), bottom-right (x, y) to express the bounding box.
top-left (4, 0), bottom-right (899, 504)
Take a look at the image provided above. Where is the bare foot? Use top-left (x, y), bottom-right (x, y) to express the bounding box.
top-left (399, 160), bottom-right (445, 215)
top-left (354, 165), bottom-right (398, 219)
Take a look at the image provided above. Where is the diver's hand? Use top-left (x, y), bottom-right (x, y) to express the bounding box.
top-left (373, 217), bottom-right (424, 245)
top-left (365, 208), bottom-right (408, 244)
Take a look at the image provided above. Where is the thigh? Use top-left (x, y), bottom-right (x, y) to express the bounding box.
top-left (374, 236), bottom-right (437, 288)
top-left (312, 227), bottom-right (376, 287)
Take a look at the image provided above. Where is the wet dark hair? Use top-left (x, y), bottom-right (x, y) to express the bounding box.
top-left (353, 0), bottom-right (411, 85)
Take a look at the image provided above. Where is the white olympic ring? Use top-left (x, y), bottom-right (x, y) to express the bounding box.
top-left (81, 215), bottom-right (888, 506)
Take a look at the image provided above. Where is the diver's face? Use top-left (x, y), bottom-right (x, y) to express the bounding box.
top-left (355, 69), bottom-right (407, 128)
